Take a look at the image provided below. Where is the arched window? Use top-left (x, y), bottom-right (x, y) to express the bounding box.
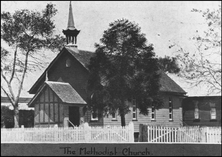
top-left (66, 58), bottom-right (71, 67)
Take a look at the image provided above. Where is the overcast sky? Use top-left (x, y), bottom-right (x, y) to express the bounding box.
top-left (1, 1), bottom-right (221, 101)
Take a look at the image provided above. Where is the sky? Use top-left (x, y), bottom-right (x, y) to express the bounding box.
top-left (1, 1), bottom-right (221, 105)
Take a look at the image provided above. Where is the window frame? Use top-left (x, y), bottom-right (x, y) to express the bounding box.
top-left (111, 112), bottom-right (117, 121)
top-left (91, 110), bottom-right (98, 121)
top-left (194, 104), bottom-right (199, 120)
top-left (132, 99), bottom-right (137, 121)
top-left (151, 104), bottom-right (156, 121)
top-left (210, 107), bottom-right (216, 120)
top-left (169, 97), bottom-right (173, 121)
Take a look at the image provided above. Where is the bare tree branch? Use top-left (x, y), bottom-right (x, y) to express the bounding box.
top-left (9, 46), bottom-right (18, 83)
top-left (1, 85), bottom-right (15, 106)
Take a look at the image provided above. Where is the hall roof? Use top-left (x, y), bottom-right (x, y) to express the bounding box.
top-left (29, 46), bottom-right (186, 95)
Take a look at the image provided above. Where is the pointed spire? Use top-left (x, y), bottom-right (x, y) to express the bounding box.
top-left (63, 1), bottom-right (80, 47)
top-left (67, 1), bottom-right (75, 30)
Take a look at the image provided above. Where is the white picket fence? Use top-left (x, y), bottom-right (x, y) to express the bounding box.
top-left (1, 122), bottom-right (134, 143)
top-left (146, 125), bottom-right (221, 143)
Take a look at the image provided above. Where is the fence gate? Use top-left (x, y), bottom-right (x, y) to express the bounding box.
top-left (147, 126), bottom-right (178, 142)
top-left (84, 122), bottom-right (134, 142)
top-left (90, 127), bottom-right (129, 142)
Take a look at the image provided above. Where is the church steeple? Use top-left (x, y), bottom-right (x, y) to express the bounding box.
top-left (63, 1), bottom-right (80, 47)
top-left (67, 1), bottom-right (75, 30)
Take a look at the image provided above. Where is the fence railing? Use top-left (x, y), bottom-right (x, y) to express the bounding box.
top-left (1, 122), bottom-right (134, 143)
top-left (139, 125), bottom-right (221, 143)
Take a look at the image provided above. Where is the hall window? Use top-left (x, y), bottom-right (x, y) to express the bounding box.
top-left (210, 107), bottom-right (216, 120)
top-left (194, 103), bottom-right (199, 119)
top-left (112, 112), bottom-right (117, 121)
top-left (169, 97), bottom-right (173, 121)
top-left (151, 104), bottom-right (156, 121)
top-left (91, 110), bottom-right (98, 121)
top-left (132, 99), bottom-right (137, 120)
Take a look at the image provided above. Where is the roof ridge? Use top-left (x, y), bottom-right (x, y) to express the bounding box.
top-left (45, 81), bottom-right (69, 84)
top-left (79, 49), bottom-right (95, 53)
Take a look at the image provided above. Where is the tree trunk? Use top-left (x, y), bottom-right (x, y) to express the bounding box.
top-left (119, 99), bottom-right (126, 127)
top-left (14, 106), bottom-right (19, 128)
top-left (119, 105), bottom-right (126, 127)
top-left (120, 113), bottom-right (126, 127)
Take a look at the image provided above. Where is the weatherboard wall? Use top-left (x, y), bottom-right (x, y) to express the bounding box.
top-left (102, 93), bottom-right (183, 132)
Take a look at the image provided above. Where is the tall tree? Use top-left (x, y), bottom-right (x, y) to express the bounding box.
top-left (170, 5), bottom-right (221, 94)
top-left (158, 56), bottom-right (180, 74)
top-left (87, 19), bottom-right (163, 126)
top-left (1, 3), bottom-right (65, 128)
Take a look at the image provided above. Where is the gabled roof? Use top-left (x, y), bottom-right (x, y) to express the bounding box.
top-left (29, 46), bottom-right (186, 95)
top-left (28, 46), bottom-right (95, 94)
top-left (28, 81), bottom-right (86, 107)
top-left (46, 81), bottom-right (86, 104)
top-left (159, 71), bottom-right (186, 94)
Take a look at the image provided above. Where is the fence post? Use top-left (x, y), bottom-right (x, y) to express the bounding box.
top-left (139, 124), bottom-right (143, 142)
top-left (143, 125), bottom-right (148, 142)
top-left (21, 125), bottom-right (25, 142)
top-left (83, 122), bottom-right (91, 142)
top-left (206, 127), bottom-right (209, 143)
top-left (128, 122), bottom-right (134, 142)
top-left (138, 124), bottom-right (148, 142)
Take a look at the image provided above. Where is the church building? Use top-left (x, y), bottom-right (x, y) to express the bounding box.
top-left (28, 2), bottom-right (187, 132)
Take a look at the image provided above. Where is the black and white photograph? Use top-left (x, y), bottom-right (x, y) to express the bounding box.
top-left (1, 1), bottom-right (221, 156)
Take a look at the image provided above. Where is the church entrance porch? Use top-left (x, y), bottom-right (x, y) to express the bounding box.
top-left (69, 106), bottom-right (80, 127)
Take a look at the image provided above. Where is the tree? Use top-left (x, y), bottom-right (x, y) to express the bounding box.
top-left (170, 5), bottom-right (221, 94)
top-left (1, 3), bottom-right (65, 128)
top-left (158, 56), bottom-right (180, 74)
top-left (87, 19), bottom-right (163, 126)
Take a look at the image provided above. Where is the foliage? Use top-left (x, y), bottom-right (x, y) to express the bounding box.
top-left (170, 5), bottom-right (221, 94)
top-left (1, 106), bottom-right (14, 128)
top-left (158, 56), bottom-right (180, 74)
top-left (87, 19), bottom-right (163, 126)
top-left (1, 3), bottom-right (65, 127)
top-left (1, 106), bottom-right (34, 128)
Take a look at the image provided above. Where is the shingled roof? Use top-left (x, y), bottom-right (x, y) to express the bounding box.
top-left (66, 47), bottom-right (186, 94)
top-left (66, 46), bottom-right (94, 69)
top-left (28, 81), bottom-right (86, 107)
top-left (29, 46), bottom-right (186, 95)
top-left (46, 81), bottom-right (86, 104)
top-left (159, 71), bottom-right (186, 94)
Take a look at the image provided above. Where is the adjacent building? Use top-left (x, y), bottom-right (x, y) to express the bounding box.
top-left (182, 96), bottom-right (221, 126)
